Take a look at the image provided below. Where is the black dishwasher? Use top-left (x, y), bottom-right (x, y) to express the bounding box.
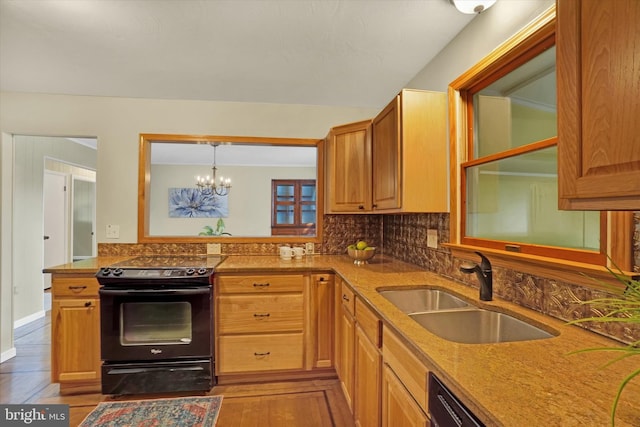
top-left (429, 373), bottom-right (484, 427)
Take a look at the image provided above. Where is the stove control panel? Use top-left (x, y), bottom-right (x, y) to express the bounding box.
top-left (97, 267), bottom-right (213, 279)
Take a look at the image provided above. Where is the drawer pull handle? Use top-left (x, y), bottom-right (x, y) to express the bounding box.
top-left (253, 283), bottom-right (270, 287)
top-left (254, 351), bottom-right (271, 356)
top-left (84, 301), bottom-right (92, 307)
top-left (342, 294), bottom-right (350, 302)
top-left (69, 285), bottom-right (87, 292)
top-left (253, 313), bottom-right (271, 318)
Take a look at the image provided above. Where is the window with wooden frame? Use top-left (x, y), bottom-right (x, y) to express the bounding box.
top-left (271, 179), bottom-right (316, 236)
top-left (448, 6), bottom-right (633, 277)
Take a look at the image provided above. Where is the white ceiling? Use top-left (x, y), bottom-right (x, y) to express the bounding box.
top-left (0, 0), bottom-right (475, 109)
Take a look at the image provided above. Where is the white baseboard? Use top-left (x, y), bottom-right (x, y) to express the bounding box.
top-left (1, 347), bottom-right (16, 363)
top-left (14, 310), bottom-right (45, 329)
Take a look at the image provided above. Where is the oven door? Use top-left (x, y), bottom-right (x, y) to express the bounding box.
top-left (100, 286), bottom-right (212, 362)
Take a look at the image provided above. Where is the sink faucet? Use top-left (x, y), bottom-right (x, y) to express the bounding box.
top-left (460, 251), bottom-right (492, 301)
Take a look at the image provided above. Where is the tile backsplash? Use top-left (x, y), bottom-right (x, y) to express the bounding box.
top-left (382, 212), bottom-right (640, 345)
top-left (99, 212), bottom-right (640, 344)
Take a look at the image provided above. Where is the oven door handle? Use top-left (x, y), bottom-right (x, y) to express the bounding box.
top-left (99, 288), bottom-right (210, 296)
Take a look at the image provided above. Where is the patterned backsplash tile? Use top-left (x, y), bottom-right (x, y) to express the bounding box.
top-left (100, 211), bottom-right (640, 344)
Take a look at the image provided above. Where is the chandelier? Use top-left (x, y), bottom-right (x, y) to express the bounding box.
top-left (195, 143), bottom-right (232, 196)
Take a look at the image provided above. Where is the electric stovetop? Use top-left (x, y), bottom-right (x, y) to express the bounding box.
top-left (96, 255), bottom-right (226, 283)
top-left (111, 255), bottom-right (225, 269)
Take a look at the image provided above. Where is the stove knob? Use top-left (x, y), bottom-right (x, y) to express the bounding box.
top-left (112, 268), bottom-right (124, 276)
top-left (186, 268), bottom-right (196, 275)
top-left (197, 268), bottom-right (208, 275)
top-left (100, 268), bottom-right (111, 276)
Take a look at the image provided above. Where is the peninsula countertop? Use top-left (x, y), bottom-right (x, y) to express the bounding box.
top-left (47, 254), bottom-right (640, 426)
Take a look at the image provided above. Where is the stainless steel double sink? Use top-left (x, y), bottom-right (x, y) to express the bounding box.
top-left (378, 288), bottom-right (555, 344)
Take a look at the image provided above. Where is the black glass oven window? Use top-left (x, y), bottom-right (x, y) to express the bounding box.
top-left (120, 301), bottom-right (192, 346)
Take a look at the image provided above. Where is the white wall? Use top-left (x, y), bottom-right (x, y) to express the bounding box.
top-left (13, 136), bottom-right (97, 323)
top-left (0, 93), bottom-right (378, 243)
top-left (407, 0), bottom-right (555, 93)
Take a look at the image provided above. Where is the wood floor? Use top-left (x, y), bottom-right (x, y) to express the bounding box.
top-left (0, 312), bottom-right (355, 427)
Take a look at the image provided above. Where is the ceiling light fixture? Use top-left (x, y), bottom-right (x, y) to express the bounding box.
top-left (195, 143), bottom-right (232, 196)
top-left (450, 0), bottom-right (497, 14)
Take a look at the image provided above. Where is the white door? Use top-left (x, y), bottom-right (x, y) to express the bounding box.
top-left (43, 171), bottom-right (68, 289)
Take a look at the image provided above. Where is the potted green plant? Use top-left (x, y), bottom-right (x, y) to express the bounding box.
top-left (569, 266), bottom-right (640, 425)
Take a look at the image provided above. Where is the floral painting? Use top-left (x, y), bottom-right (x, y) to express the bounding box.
top-left (168, 188), bottom-right (229, 218)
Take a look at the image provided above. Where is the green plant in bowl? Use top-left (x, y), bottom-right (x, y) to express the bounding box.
top-left (568, 265), bottom-right (640, 425)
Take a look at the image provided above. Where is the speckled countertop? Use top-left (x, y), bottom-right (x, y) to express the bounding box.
top-left (47, 254), bottom-right (640, 426)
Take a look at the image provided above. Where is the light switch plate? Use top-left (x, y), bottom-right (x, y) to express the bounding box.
top-left (106, 224), bottom-right (120, 239)
top-left (427, 229), bottom-right (438, 249)
top-left (207, 243), bottom-right (221, 255)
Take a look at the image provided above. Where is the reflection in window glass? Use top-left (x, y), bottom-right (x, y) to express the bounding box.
top-left (473, 47), bottom-right (557, 158)
top-left (466, 147), bottom-right (599, 250)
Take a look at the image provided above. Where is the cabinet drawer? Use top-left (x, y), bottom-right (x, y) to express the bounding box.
top-left (382, 326), bottom-right (430, 413)
top-left (52, 277), bottom-right (99, 298)
top-left (340, 282), bottom-right (355, 316)
top-left (218, 294), bottom-right (304, 334)
top-left (356, 298), bottom-right (381, 348)
top-left (217, 274), bottom-right (304, 294)
top-left (218, 333), bottom-right (304, 373)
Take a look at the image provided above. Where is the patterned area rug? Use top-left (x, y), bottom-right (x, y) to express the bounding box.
top-left (79, 396), bottom-right (223, 427)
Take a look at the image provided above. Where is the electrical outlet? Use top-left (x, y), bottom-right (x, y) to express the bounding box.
top-left (427, 229), bottom-right (438, 249)
top-left (106, 224), bottom-right (120, 239)
top-left (305, 242), bottom-right (314, 255)
top-left (207, 243), bottom-right (221, 255)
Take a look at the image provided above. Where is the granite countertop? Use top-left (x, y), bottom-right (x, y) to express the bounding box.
top-left (47, 254), bottom-right (640, 425)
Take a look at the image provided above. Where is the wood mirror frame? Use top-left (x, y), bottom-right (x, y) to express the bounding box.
top-left (138, 133), bottom-right (325, 244)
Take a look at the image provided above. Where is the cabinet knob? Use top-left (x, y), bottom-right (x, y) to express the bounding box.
top-left (84, 301), bottom-right (92, 307)
top-left (342, 294), bottom-right (350, 302)
top-left (358, 205), bottom-right (364, 210)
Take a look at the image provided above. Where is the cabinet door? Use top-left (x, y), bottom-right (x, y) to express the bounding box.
top-left (557, 0), bottom-right (640, 209)
top-left (372, 96), bottom-right (401, 210)
top-left (382, 365), bottom-right (428, 427)
top-left (309, 274), bottom-right (334, 369)
top-left (355, 325), bottom-right (382, 427)
top-left (326, 120), bottom-right (372, 212)
top-left (52, 298), bottom-right (100, 382)
top-left (339, 304), bottom-right (355, 410)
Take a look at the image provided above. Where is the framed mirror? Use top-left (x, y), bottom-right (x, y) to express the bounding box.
top-left (138, 134), bottom-right (324, 243)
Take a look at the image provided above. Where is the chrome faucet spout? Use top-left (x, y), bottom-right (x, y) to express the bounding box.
top-left (459, 251), bottom-right (493, 301)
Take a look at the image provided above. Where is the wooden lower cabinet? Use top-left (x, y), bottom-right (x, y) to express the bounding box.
top-left (218, 333), bottom-right (304, 373)
top-left (338, 298), bottom-right (356, 409)
top-left (309, 273), bottom-right (335, 369)
top-left (216, 272), bottom-right (334, 379)
top-left (382, 364), bottom-right (429, 427)
top-left (354, 324), bottom-right (381, 427)
top-left (51, 274), bottom-right (101, 394)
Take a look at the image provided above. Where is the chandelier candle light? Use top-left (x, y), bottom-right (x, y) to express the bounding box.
top-left (196, 143), bottom-right (232, 196)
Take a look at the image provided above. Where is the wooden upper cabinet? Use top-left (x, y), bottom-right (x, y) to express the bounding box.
top-left (557, 0), bottom-right (640, 210)
top-left (325, 120), bottom-right (372, 213)
top-left (372, 89), bottom-right (448, 213)
top-left (372, 96), bottom-right (402, 210)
